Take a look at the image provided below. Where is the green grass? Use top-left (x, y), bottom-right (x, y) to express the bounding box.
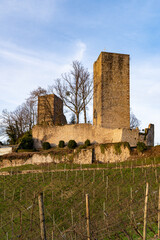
top-left (0, 158), bottom-right (160, 239)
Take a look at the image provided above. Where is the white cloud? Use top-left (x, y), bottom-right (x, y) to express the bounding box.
top-left (74, 41), bottom-right (87, 61)
top-left (0, 39), bottom-right (87, 111)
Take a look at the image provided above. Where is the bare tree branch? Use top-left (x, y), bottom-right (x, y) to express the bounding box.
top-left (130, 111), bottom-right (141, 129)
top-left (51, 61), bottom-right (92, 123)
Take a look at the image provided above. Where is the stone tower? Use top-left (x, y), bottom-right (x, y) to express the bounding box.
top-left (38, 94), bottom-right (67, 125)
top-left (93, 52), bottom-right (130, 129)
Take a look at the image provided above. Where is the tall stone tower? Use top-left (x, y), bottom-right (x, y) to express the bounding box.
top-left (93, 52), bottom-right (130, 129)
top-left (38, 94), bottom-right (67, 125)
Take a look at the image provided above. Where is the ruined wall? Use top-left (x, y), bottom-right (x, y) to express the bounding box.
top-left (32, 123), bottom-right (154, 149)
top-left (93, 52), bottom-right (130, 129)
top-left (38, 94), bottom-right (67, 125)
top-left (145, 124), bottom-right (154, 146)
top-left (32, 124), bottom-right (123, 149)
top-left (94, 144), bottom-right (130, 163)
top-left (121, 124), bottom-right (154, 147)
top-left (0, 144), bottom-right (131, 168)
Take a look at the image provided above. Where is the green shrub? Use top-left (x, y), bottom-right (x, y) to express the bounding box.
top-left (42, 142), bottom-right (51, 150)
top-left (67, 140), bottom-right (77, 149)
top-left (137, 142), bottom-right (147, 152)
top-left (19, 131), bottom-right (33, 150)
top-left (85, 139), bottom-right (91, 147)
top-left (58, 140), bottom-right (65, 148)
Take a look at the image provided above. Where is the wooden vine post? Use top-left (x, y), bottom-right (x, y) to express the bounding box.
top-left (38, 193), bottom-right (47, 240)
top-left (143, 182), bottom-right (149, 240)
top-left (86, 194), bottom-right (90, 240)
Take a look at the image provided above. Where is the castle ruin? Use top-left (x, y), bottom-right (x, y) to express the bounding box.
top-left (32, 51), bottom-right (154, 149)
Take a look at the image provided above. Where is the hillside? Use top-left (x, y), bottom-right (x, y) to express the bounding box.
top-left (0, 146), bottom-right (160, 239)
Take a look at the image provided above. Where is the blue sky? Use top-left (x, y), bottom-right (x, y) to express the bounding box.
top-left (0, 0), bottom-right (160, 143)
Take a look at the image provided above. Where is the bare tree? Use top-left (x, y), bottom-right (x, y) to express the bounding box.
top-left (53, 61), bottom-right (92, 123)
top-left (0, 62), bottom-right (92, 142)
top-left (27, 86), bottom-right (47, 125)
top-left (69, 114), bottom-right (76, 124)
top-left (130, 111), bottom-right (141, 129)
top-left (0, 110), bottom-right (15, 143)
top-left (80, 66), bottom-right (92, 123)
top-left (0, 87), bottom-right (47, 143)
top-left (0, 107), bottom-right (28, 144)
top-left (23, 100), bottom-right (35, 129)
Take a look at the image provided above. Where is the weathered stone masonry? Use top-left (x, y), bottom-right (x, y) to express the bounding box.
top-left (38, 94), bottom-right (67, 125)
top-left (93, 52), bottom-right (130, 129)
top-left (32, 123), bottom-right (154, 149)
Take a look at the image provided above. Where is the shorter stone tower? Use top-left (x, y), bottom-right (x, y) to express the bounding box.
top-left (38, 94), bottom-right (67, 125)
top-left (93, 51), bottom-right (130, 129)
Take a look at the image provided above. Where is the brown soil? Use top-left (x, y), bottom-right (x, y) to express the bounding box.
top-left (129, 145), bottom-right (160, 159)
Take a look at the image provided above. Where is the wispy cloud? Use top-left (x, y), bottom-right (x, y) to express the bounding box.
top-left (0, 39), bottom-right (87, 110)
top-left (73, 41), bottom-right (87, 61)
top-left (0, 0), bottom-right (58, 22)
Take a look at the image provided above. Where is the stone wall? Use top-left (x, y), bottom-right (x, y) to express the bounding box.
top-left (32, 124), bottom-right (123, 149)
top-left (0, 144), bottom-right (131, 168)
top-left (121, 124), bottom-right (154, 147)
top-left (93, 52), bottom-right (130, 129)
top-left (32, 123), bottom-right (154, 149)
top-left (94, 144), bottom-right (130, 163)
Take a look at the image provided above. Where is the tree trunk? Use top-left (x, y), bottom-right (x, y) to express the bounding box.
top-left (83, 105), bottom-right (87, 123)
top-left (76, 112), bottom-right (79, 124)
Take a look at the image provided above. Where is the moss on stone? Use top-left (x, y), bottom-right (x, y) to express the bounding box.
top-left (114, 143), bottom-right (122, 155)
top-left (122, 142), bottom-right (130, 151)
top-left (114, 142), bottom-right (130, 155)
top-left (100, 144), bottom-right (108, 154)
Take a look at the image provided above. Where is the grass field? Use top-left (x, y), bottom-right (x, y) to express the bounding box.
top-left (0, 157), bottom-right (160, 239)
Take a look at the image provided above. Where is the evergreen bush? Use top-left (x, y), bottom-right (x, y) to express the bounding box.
top-left (85, 139), bottom-right (91, 147)
top-left (67, 140), bottom-right (77, 149)
top-left (58, 140), bottom-right (65, 148)
top-left (19, 131), bottom-right (33, 150)
top-left (42, 142), bottom-right (51, 150)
